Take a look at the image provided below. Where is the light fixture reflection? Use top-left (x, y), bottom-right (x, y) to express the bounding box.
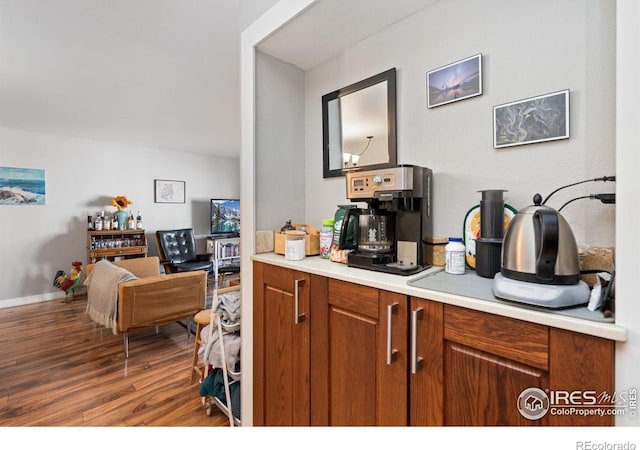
top-left (343, 136), bottom-right (373, 168)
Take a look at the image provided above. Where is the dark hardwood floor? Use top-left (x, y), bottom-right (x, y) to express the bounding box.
top-left (0, 294), bottom-right (230, 426)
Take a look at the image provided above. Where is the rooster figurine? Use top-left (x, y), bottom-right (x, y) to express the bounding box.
top-left (53, 261), bottom-right (83, 303)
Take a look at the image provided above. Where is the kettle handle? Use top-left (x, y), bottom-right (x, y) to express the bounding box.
top-left (533, 209), bottom-right (559, 281)
top-left (338, 207), bottom-right (360, 250)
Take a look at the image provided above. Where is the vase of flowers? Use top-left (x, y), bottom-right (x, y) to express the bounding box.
top-left (112, 195), bottom-right (133, 230)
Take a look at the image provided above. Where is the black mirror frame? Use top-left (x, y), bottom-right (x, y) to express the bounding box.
top-left (322, 68), bottom-right (397, 178)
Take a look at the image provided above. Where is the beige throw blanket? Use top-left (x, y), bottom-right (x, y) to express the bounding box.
top-left (84, 260), bottom-right (137, 335)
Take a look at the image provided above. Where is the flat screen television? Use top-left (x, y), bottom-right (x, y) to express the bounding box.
top-left (210, 199), bottom-right (240, 236)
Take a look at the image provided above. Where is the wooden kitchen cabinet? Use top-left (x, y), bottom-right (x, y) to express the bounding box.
top-left (394, 297), bottom-right (589, 426)
top-left (253, 269), bottom-right (409, 426)
top-left (548, 328), bottom-right (615, 426)
top-left (253, 262), bottom-right (615, 426)
top-left (410, 298), bottom-right (614, 426)
top-left (409, 297), bottom-right (444, 425)
top-left (323, 279), bottom-right (408, 426)
top-left (442, 305), bottom-right (550, 426)
top-left (322, 291), bottom-right (543, 426)
top-left (253, 262), bottom-right (310, 426)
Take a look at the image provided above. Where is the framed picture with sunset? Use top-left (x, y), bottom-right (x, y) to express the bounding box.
top-left (427, 54), bottom-right (482, 108)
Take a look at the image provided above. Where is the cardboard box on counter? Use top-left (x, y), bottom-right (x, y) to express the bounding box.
top-left (274, 223), bottom-right (320, 256)
top-left (424, 236), bottom-right (448, 266)
top-left (580, 246), bottom-right (615, 287)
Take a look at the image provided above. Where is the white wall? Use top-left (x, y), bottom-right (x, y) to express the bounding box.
top-left (240, 0), bottom-right (317, 426)
top-left (255, 51), bottom-right (306, 232)
top-left (615, 0), bottom-right (639, 427)
top-left (0, 125), bottom-right (239, 306)
top-left (304, 0), bottom-right (616, 249)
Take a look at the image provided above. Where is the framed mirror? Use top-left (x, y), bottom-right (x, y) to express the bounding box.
top-left (322, 68), bottom-right (397, 178)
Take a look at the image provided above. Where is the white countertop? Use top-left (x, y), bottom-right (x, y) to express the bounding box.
top-left (252, 252), bottom-right (627, 342)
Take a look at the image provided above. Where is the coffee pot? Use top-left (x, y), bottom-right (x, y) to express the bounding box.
top-left (338, 208), bottom-right (393, 254)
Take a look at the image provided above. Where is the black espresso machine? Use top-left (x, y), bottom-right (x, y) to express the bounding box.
top-left (338, 165), bottom-right (433, 275)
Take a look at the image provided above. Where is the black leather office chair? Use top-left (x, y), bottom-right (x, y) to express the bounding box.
top-left (155, 228), bottom-right (213, 274)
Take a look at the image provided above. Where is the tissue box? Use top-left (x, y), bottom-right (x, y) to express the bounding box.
top-left (424, 236), bottom-right (448, 266)
top-left (274, 224), bottom-right (320, 256)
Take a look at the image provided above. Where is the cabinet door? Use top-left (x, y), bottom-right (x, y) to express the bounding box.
top-left (443, 305), bottom-right (549, 426)
top-left (377, 289), bottom-right (408, 425)
top-left (409, 297), bottom-right (444, 426)
top-left (253, 262), bottom-right (310, 426)
top-left (326, 279), bottom-right (407, 426)
top-left (444, 341), bottom-right (548, 426)
top-left (548, 328), bottom-right (614, 426)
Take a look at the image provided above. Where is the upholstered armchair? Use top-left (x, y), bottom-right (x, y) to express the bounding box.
top-left (85, 256), bottom-right (206, 358)
top-left (155, 228), bottom-right (213, 274)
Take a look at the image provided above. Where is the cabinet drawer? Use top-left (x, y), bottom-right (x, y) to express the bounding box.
top-left (262, 263), bottom-right (293, 290)
top-left (328, 279), bottom-right (378, 318)
top-left (444, 305), bottom-right (549, 370)
top-left (89, 246), bottom-right (146, 257)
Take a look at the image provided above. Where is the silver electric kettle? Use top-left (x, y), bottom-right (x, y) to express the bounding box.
top-left (501, 193), bottom-right (581, 285)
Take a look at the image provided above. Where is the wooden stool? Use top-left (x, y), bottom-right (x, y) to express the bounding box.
top-left (190, 309), bottom-right (211, 385)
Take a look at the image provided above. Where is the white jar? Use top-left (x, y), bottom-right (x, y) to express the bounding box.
top-left (445, 237), bottom-right (466, 275)
top-left (285, 231), bottom-right (306, 261)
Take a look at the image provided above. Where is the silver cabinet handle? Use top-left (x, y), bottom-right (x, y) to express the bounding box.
top-left (411, 307), bottom-right (424, 374)
top-left (294, 278), bottom-right (306, 324)
top-left (386, 302), bottom-right (399, 365)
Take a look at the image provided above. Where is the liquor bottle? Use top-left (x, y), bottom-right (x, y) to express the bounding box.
top-left (104, 212), bottom-right (111, 230)
top-left (95, 214), bottom-right (103, 231)
top-left (136, 211), bottom-right (143, 230)
top-left (128, 210), bottom-right (135, 230)
top-left (111, 213), bottom-right (118, 230)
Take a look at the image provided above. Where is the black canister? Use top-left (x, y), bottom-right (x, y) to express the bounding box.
top-left (476, 190), bottom-right (507, 278)
top-left (476, 238), bottom-right (503, 278)
top-left (479, 189), bottom-right (506, 239)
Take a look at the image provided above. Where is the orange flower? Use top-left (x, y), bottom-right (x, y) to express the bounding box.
top-left (112, 195), bottom-right (133, 211)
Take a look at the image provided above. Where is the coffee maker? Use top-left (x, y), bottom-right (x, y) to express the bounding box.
top-left (339, 165), bottom-right (433, 275)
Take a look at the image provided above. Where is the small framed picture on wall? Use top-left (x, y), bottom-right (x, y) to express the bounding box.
top-left (426, 54), bottom-right (483, 108)
top-left (493, 89), bottom-right (570, 149)
top-left (154, 179), bottom-right (186, 203)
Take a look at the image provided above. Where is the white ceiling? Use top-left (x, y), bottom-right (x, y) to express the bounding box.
top-left (0, 0), bottom-right (437, 158)
top-left (0, 0), bottom-right (279, 157)
top-left (257, 0), bottom-right (439, 70)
